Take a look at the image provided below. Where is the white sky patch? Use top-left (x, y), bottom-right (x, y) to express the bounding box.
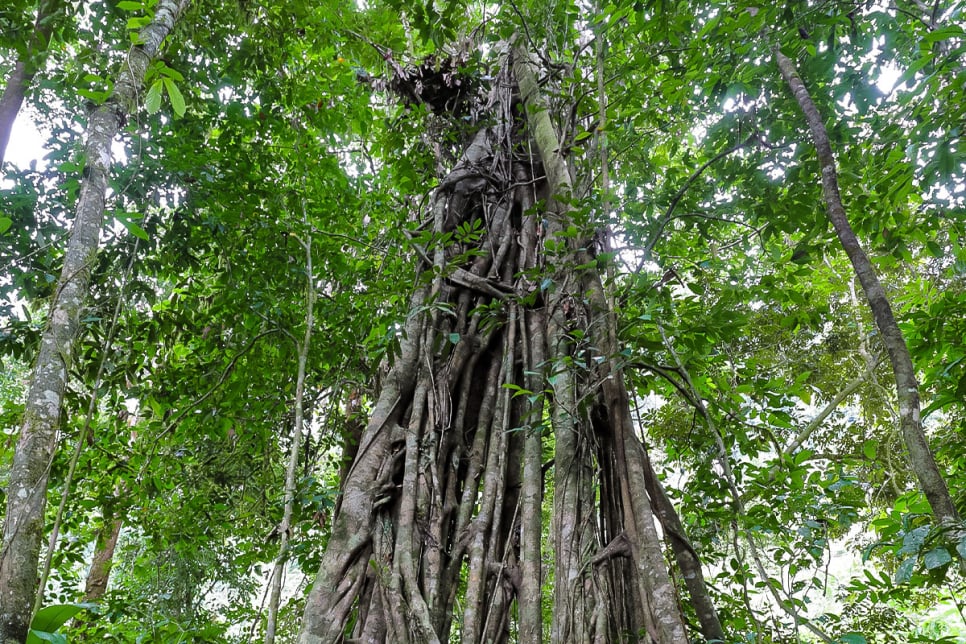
top-left (5, 109), bottom-right (50, 172)
top-left (4, 104), bottom-right (130, 179)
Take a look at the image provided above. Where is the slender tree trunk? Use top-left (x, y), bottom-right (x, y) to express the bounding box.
top-left (518, 307), bottom-right (546, 643)
top-left (640, 446), bottom-right (725, 642)
top-left (775, 47), bottom-right (960, 524)
top-left (0, 0), bottom-right (65, 166)
top-left (265, 232), bottom-right (315, 644)
top-left (71, 499), bottom-right (124, 629)
top-left (82, 515), bottom-right (123, 603)
top-left (0, 3), bottom-right (190, 640)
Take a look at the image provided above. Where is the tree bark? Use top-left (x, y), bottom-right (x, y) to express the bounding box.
top-left (513, 42), bottom-right (691, 644)
top-left (299, 43), bottom-right (693, 644)
top-left (82, 516), bottom-right (123, 603)
top-left (73, 502), bottom-right (124, 631)
top-left (774, 47), bottom-right (960, 525)
top-left (640, 446), bottom-right (725, 642)
top-left (0, 2), bottom-right (190, 641)
top-left (0, 0), bottom-right (65, 166)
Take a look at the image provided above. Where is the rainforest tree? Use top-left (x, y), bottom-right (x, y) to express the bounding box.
top-left (0, 0), bottom-right (964, 642)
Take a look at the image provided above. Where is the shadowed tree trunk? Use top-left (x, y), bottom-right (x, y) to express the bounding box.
top-left (0, 3), bottom-right (190, 641)
top-left (298, 44), bottom-right (691, 644)
top-left (0, 0), bottom-right (65, 166)
top-left (82, 506), bottom-right (123, 604)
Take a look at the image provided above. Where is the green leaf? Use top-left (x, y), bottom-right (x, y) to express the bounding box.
top-left (0, 216), bottom-right (11, 234)
top-left (923, 547), bottom-right (952, 570)
top-left (77, 88), bottom-right (109, 103)
top-left (899, 526), bottom-right (929, 555)
top-left (116, 0), bottom-right (143, 9)
top-left (161, 65), bottom-right (184, 82)
top-left (921, 25), bottom-right (965, 44)
top-left (448, 333), bottom-right (460, 344)
top-left (894, 54), bottom-right (932, 90)
top-left (838, 635), bottom-right (867, 644)
top-left (126, 15), bottom-right (151, 30)
top-left (163, 78), bottom-right (186, 117)
top-left (862, 440), bottom-right (876, 460)
top-left (145, 80), bottom-right (163, 114)
top-left (118, 217), bottom-right (149, 241)
top-left (894, 556), bottom-right (915, 583)
top-left (27, 604), bottom-right (93, 644)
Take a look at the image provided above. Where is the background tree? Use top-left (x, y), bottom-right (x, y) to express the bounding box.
top-left (0, 2), bottom-right (189, 640)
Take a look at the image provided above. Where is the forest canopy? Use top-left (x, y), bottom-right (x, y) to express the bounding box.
top-left (1, 0), bottom-right (965, 642)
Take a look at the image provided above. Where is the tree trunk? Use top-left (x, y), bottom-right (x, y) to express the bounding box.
top-left (299, 44), bottom-right (691, 644)
top-left (82, 516), bottom-right (123, 603)
top-left (70, 501), bottom-right (123, 631)
top-left (0, 3), bottom-right (190, 640)
top-left (640, 445), bottom-right (725, 642)
top-left (0, 0), bottom-right (65, 166)
top-left (266, 232), bottom-right (315, 644)
top-left (774, 47), bottom-right (960, 525)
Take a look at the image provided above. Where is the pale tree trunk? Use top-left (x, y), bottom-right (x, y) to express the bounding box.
top-left (0, 0), bottom-right (65, 166)
top-left (775, 48), bottom-right (960, 525)
top-left (299, 43), bottom-right (692, 644)
top-left (0, 2), bottom-right (190, 641)
top-left (265, 230), bottom-right (315, 644)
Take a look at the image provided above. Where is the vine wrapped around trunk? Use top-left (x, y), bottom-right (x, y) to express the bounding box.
top-left (299, 46), bottom-right (690, 644)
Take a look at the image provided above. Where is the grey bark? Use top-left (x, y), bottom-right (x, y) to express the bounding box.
top-left (512, 45), bottom-right (599, 644)
top-left (0, 2), bottom-right (190, 641)
top-left (300, 43), bottom-right (694, 644)
top-left (298, 287), bottom-right (426, 642)
top-left (513, 42), bottom-right (690, 644)
top-left (775, 47), bottom-right (960, 525)
top-left (518, 307), bottom-right (546, 643)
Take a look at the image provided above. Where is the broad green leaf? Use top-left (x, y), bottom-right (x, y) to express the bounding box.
top-left (116, 0), bottom-right (143, 9)
top-left (27, 604), bottom-right (93, 644)
top-left (27, 632), bottom-right (67, 644)
top-left (898, 525), bottom-right (929, 555)
top-left (163, 78), bottom-right (186, 117)
top-left (0, 216), bottom-right (11, 234)
top-left (126, 16), bottom-right (151, 30)
top-left (145, 80), bottom-right (163, 113)
top-left (922, 25), bottom-right (965, 43)
top-left (118, 217), bottom-right (149, 241)
top-left (894, 556), bottom-right (915, 583)
top-left (838, 635), bottom-right (867, 644)
top-left (923, 547), bottom-right (952, 570)
top-left (162, 65), bottom-right (184, 82)
top-left (862, 440), bottom-right (876, 460)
